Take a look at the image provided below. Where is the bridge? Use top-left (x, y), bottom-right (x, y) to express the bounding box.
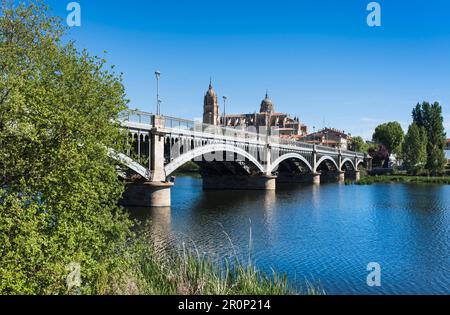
top-left (114, 110), bottom-right (372, 207)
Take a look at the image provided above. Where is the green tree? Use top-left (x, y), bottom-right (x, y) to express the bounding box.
top-left (403, 123), bottom-right (427, 175)
top-left (372, 122), bottom-right (404, 155)
top-left (351, 136), bottom-right (369, 153)
top-left (412, 102), bottom-right (447, 175)
top-left (0, 1), bottom-right (138, 294)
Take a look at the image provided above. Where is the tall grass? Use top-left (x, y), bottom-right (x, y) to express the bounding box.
top-left (125, 222), bottom-right (322, 295)
top-left (138, 247), bottom-right (292, 295)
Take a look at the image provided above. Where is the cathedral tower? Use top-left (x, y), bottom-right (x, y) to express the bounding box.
top-left (203, 80), bottom-right (220, 125)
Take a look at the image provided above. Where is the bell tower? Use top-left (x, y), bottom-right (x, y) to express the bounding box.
top-left (203, 79), bottom-right (219, 125)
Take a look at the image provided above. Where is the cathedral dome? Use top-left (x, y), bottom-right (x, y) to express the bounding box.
top-left (260, 92), bottom-right (274, 113)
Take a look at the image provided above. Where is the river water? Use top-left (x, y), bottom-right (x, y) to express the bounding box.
top-left (130, 175), bottom-right (450, 295)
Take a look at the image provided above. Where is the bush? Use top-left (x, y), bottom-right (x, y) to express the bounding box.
top-left (0, 1), bottom-right (133, 294)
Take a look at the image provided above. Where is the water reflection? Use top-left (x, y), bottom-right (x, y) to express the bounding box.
top-left (129, 207), bottom-right (172, 252)
top-left (263, 189), bottom-right (277, 243)
top-left (311, 182), bottom-right (321, 209)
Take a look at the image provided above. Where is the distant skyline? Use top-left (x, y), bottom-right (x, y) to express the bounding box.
top-left (44, 0), bottom-right (450, 140)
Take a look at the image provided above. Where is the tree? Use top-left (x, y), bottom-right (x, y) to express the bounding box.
top-left (412, 102), bottom-right (447, 175)
top-left (403, 123), bottom-right (427, 175)
top-left (372, 122), bottom-right (404, 155)
top-left (0, 1), bottom-right (137, 294)
top-left (350, 136), bottom-right (369, 153)
top-left (368, 145), bottom-right (390, 168)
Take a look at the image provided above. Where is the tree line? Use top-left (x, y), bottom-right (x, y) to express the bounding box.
top-left (351, 102), bottom-right (447, 175)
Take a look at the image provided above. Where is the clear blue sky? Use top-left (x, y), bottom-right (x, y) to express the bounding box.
top-left (44, 0), bottom-right (450, 139)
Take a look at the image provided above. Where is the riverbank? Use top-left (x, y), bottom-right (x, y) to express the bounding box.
top-left (129, 232), bottom-right (321, 295)
top-left (136, 246), bottom-right (294, 295)
top-left (352, 175), bottom-right (450, 185)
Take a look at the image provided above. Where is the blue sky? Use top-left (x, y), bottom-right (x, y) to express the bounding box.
top-left (43, 0), bottom-right (450, 139)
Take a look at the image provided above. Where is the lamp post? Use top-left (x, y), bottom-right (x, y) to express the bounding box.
top-left (313, 126), bottom-right (316, 144)
top-left (222, 96), bottom-right (227, 126)
top-left (155, 70), bottom-right (161, 115)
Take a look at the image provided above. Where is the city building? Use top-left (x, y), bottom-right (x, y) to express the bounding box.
top-left (300, 127), bottom-right (352, 150)
top-left (202, 82), bottom-right (307, 136)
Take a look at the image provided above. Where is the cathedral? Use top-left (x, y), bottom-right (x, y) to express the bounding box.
top-left (202, 81), bottom-right (308, 137)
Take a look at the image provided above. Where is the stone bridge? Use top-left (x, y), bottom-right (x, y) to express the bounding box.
top-left (114, 110), bottom-right (371, 207)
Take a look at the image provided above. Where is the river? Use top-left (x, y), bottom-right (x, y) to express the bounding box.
top-left (129, 175), bottom-right (450, 295)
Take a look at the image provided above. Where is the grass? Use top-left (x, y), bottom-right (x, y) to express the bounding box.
top-left (351, 174), bottom-right (450, 185)
top-left (124, 223), bottom-right (323, 295)
top-left (138, 248), bottom-right (294, 295)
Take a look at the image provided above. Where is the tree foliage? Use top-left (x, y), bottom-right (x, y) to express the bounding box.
top-left (403, 123), bottom-right (427, 175)
top-left (0, 1), bottom-right (138, 294)
top-left (372, 122), bottom-right (404, 155)
top-left (350, 136), bottom-right (369, 153)
top-left (368, 145), bottom-right (389, 168)
top-left (412, 102), bottom-right (447, 175)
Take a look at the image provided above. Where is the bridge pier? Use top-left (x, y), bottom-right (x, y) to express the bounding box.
top-left (203, 175), bottom-right (276, 190)
top-left (320, 171), bottom-right (344, 183)
top-left (312, 172), bottom-right (321, 185)
top-left (338, 171), bottom-right (345, 183)
top-left (346, 170), bottom-right (361, 181)
top-left (120, 181), bottom-right (174, 207)
top-left (276, 172), bottom-right (322, 185)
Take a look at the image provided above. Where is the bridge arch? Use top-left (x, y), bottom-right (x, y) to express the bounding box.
top-left (108, 148), bottom-right (151, 180)
top-left (356, 159), bottom-right (366, 169)
top-left (340, 158), bottom-right (356, 171)
top-left (315, 155), bottom-right (339, 172)
top-left (269, 153), bottom-right (313, 174)
top-left (165, 143), bottom-right (265, 177)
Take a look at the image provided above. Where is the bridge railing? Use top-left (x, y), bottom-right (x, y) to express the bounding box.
top-left (162, 115), bottom-right (265, 141)
top-left (315, 145), bottom-right (339, 154)
top-left (270, 136), bottom-right (315, 150)
top-left (163, 116), bottom-right (195, 130)
top-left (119, 110), bottom-right (366, 157)
top-left (119, 110), bottom-right (153, 125)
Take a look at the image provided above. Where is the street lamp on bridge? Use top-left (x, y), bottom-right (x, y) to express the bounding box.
top-left (312, 126), bottom-right (316, 144)
top-left (155, 70), bottom-right (161, 115)
top-left (222, 95), bottom-right (227, 126)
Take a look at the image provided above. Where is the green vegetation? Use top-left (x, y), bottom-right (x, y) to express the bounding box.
top-left (370, 102), bottom-right (447, 176)
top-left (140, 252), bottom-right (291, 295)
top-left (0, 1), bottom-right (299, 295)
top-left (411, 102), bottom-right (447, 175)
top-left (353, 175), bottom-right (450, 185)
top-left (0, 1), bottom-right (132, 294)
top-left (135, 230), bottom-right (295, 295)
top-left (350, 136), bottom-right (369, 153)
top-left (372, 121), bottom-right (404, 155)
top-left (403, 123), bottom-right (428, 175)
